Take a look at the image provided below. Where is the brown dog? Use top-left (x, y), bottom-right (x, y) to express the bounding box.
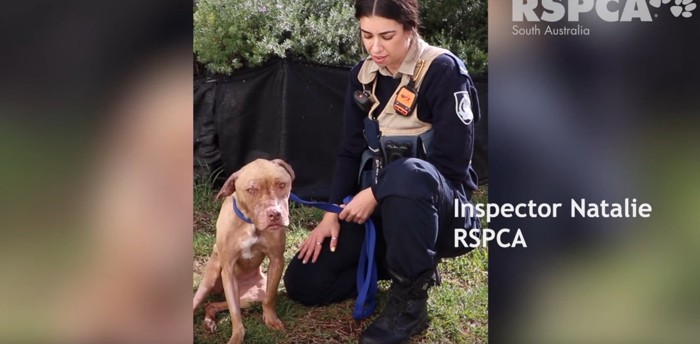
top-left (193, 159), bottom-right (294, 344)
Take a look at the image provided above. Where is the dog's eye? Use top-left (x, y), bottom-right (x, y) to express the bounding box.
top-left (278, 182), bottom-right (286, 189)
top-left (246, 187), bottom-right (256, 194)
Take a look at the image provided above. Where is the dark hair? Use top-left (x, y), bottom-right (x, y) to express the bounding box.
top-left (354, 0), bottom-right (421, 32)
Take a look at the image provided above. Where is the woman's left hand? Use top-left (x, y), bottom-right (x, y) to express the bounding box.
top-left (338, 187), bottom-right (377, 224)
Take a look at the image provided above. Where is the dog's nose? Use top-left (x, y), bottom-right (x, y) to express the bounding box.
top-left (267, 209), bottom-right (281, 221)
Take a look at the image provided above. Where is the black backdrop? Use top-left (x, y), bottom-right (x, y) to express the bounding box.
top-left (194, 59), bottom-right (488, 199)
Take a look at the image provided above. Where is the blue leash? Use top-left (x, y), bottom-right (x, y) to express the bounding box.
top-left (289, 193), bottom-right (378, 320)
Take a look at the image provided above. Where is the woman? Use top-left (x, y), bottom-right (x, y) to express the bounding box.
top-left (284, 0), bottom-right (481, 343)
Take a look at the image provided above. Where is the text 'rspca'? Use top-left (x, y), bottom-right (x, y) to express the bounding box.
top-left (513, 0), bottom-right (655, 22)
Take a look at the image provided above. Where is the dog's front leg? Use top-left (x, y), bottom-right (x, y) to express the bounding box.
top-left (262, 253), bottom-right (285, 330)
top-left (220, 256), bottom-right (245, 344)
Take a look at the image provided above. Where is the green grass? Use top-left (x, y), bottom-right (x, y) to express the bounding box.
top-left (193, 183), bottom-right (488, 343)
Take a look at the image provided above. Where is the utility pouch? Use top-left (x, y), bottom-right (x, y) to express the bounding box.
top-left (381, 136), bottom-right (417, 163)
top-left (358, 129), bottom-right (435, 188)
top-left (379, 129), bottom-right (434, 164)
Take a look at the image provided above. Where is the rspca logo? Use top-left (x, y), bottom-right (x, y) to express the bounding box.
top-left (453, 91), bottom-right (473, 125)
top-left (513, 0), bottom-right (696, 21)
top-left (513, 0), bottom-right (696, 36)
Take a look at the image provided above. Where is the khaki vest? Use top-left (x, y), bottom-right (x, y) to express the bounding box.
top-left (357, 41), bottom-right (448, 137)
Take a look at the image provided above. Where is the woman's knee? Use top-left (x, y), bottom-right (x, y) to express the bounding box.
top-left (283, 259), bottom-right (356, 306)
top-left (284, 259), bottom-right (322, 305)
top-left (375, 158), bottom-right (441, 200)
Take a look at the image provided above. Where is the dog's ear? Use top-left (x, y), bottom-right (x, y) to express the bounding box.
top-left (215, 170), bottom-right (240, 201)
top-left (272, 159), bottom-right (295, 182)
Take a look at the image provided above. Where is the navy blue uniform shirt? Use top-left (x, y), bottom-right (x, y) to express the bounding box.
top-left (329, 54), bottom-right (479, 204)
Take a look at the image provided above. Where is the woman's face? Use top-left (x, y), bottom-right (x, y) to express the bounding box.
top-left (359, 16), bottom-right (412, 74)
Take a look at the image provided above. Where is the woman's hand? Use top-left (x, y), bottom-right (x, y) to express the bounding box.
top-left (297, 212), bottom-right (340, 264)
top-left (339, 187), bottom-right (377, 225)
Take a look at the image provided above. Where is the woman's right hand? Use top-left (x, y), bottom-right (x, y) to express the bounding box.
top-left (297, 212), bottom-right (340, 264)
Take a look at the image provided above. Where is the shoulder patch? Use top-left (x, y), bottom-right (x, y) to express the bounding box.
top-left (453, 91), bottom-right (474, 125)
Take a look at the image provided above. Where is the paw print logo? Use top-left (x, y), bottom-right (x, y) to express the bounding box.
top-left (670, 0), bottom-right (696, 17)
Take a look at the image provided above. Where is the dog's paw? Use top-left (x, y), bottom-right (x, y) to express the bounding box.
top-left (262, 312), bottom-right (285, 331)
top-left (202, 317), bottom-right (217, 333)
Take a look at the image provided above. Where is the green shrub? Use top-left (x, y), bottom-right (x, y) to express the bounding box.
top-left (194, 0), bottom-right (362, 74)
top-left (420, 0), bottom-right (488, 76)
top-left (194, 0), bottom-right (487, 76)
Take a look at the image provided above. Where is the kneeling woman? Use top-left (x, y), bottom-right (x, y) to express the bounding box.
top-left (284, 1), bottom-right (481, 343)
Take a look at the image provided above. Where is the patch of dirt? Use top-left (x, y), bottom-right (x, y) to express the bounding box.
top-left (193, 256), bottom-right (209, 287)
top-left (282, 304), bottom-right (369, 344)
top-left (194, 210), bottom-right (215, 232)
top-left (300, 219), bottom-right (320, 230)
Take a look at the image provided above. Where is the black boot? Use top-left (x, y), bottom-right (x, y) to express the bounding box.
top-left (359, 269), bottom-right (435, 344)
